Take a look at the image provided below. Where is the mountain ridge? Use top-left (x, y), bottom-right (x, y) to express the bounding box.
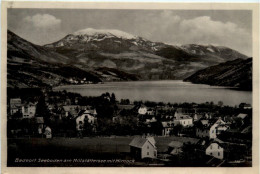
top-left (7, 29), bottom-right (250, 89)
top-left (184, 58), bottom-right (252, 91)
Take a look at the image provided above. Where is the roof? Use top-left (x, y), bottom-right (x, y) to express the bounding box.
top-left (129, 137), bottom-right (148, 148)
top-left (35, 117), bottom-right (44, 124)
top-left (129, 137), bottom-right (156, 149)
top-left (62, 105), bottom-right (79, 112)
top-left (237, 113), bottom-right (248, 119)
top-left (168, 141), bottom-right (183, 148)
top-left (10, 98), bottom-right (21, 103)
top-left (174, 114), bottom-right (192, 120)
top-left (117, 104), bottom-right (134, 110)
top-left (161, 121), bottom-right (174, 128)
top-left (241, 126), bottom-right (252, 134)
top-left (201, 120), bottom-right (209, 125)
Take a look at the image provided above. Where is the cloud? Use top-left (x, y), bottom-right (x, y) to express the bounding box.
top-left (23, 14), bottom-right (61, 29)
top-left (13, 14), bottom-right (65, 45)
top-left (135, 12), bottom-right (251, 56)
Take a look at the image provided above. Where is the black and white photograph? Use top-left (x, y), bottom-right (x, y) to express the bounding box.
top-left (2, 2), bottom-right (258, 170)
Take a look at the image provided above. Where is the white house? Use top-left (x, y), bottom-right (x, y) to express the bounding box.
top-left (22, 103), bottom-right (36, 118)
top-left (129, 136), bottom-right (157, 159)
top-left (10, 98), bottom-right (22, 115)
top-left (147, 108), bottom-right (155, 116)
top-left (206, 141), bottom-right (224, 160)
top-left (138, 105), bottom-right (147, 115)
top-left (174, 114), bottom-right (193, 127)
top-left (76, 111), bottom-right (97, 131)
top-left (196, 118), bottom-right (229, 139)
top-left (44, 126), bottom-right (52, 139)
top-left (161, 121), bottom-right (174, 136)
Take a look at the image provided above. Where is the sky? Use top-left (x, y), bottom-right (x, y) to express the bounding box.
top-left (8, 9), bottom-right (252, 56)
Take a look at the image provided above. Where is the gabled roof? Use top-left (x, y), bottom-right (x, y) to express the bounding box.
top-left (129, 137), bottom-right (156, 149)
top-left (241, 126), bottom-right (252, 134)
top-left (129, 137), bottom-right (148, 148)
top-left (237, 113), bottom-right (248, 119)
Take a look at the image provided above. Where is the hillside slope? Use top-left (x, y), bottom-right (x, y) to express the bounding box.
top-left (45, 28), bottom-right (248, 80)
top-left (184, 58), bottom-right (252, 90)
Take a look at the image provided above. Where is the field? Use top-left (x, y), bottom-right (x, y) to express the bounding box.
top-left (7, 136), bottom-right (199, 167)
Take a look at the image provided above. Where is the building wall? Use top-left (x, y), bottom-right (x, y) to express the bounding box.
top-left (179, 118), bottom-right (193, 127)
top-left (206, 143), bottom-right (224, 159)
top-left (141, 141), bottom-right (157, 159)
top-left (196, 128), bottom-right (209, 138)
top-left (22, 105), bottom-right (36, 118)
top-left (209, 125), bottom-right (218, 139)
top-left (162, 127), bottom-right (173, 136)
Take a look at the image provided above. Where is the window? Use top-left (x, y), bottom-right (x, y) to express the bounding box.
top-left (218, 152), bottom-right (220, 156)
top-left (147, 152), bottom-right (149, 155)
top-left (212, 130), bottom-right (214, 133)
top-left (184, 121), bottom-right (185, 124)
top-left (154, 151), bottom-right (156, 156)
top-left (210, 153), bottom-right (213, 155)
top-left (218, 145), bottom-right (220, 149)
top-left (147, 146), bottom-right (149, 149)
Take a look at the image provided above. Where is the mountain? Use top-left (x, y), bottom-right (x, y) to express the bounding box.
top-left (45, 28), bottom-right (248, 80)
top-left (7, 29), bottom-right (250, 88)
top-left (184, 58), bottom-right (252, 90)
top-left (7, 30), bottom-right (138, 88)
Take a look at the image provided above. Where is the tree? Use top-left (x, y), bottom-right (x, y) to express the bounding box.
top-left (172, 124), bottom-right (183, 136)
top-left (111, 93), bottom-right (116, 103)
top-left (36, 95), bottom-right (50, 119)
top-left (218, 101), bottom-right (223, 107)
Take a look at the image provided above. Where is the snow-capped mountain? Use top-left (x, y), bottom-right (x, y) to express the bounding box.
top-left (7, 29), bottom-right (250, 88)
top-left (45, 28), bottom-right (166, 53)
top-left (73, 28), bottom-right (139, 40)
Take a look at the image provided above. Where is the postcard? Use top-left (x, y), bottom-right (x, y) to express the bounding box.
top-left (1, 1), bottom-right (259, 174)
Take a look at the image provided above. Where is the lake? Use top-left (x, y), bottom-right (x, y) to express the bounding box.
top-left (54, 80), bottom-right (252, 106)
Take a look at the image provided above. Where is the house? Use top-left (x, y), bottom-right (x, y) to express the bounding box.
top-left (239, 103), bottom-right (252, 109)
top-left (236, 113), bottom-right (249, 125)
top-left (75, 115), bottom-right (85, 131)
top-left (192, 113), bottom-right (203, 122)
top-left (138, 105), bottom-right (148, 115)
top-left (22, 102), bottom-right (36, 118)
top-left (168, 141), bottom-right (183, 155)
top-left (196, 118), bottom-right (229, 139)
top-left (35, 117), bottom-right (44, 135)
top-left (206, 140), bottom-right (225, 160)
top-left (44, 126), bottom-right (52, 138)
top-left (161, 121), bottom-right (174, 136)
top-left (75, 110), bottom-right (97, 132)
top-left (147, 108), bottom-right (155, 116)
top-left (145, 116), bottom-right (157, 123)
top-left (10, 98), bottom-right (22, 115)
top-left (62, 105), bottom-right (80, 118)
top-left (77, 109), bottom-right (97, 125)
top-left (174, 114), bottom-right (193, 127)
top-left (129, 136), bottom-right (157, 159)
top-left (237, 113), bottom-right (248, 119)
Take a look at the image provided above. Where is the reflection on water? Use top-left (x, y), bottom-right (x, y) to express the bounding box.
top-left (54, 80), bottom-right (252, 106)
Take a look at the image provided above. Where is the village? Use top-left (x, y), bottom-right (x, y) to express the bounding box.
top-left (7, 88), bottom-right (252, 167)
